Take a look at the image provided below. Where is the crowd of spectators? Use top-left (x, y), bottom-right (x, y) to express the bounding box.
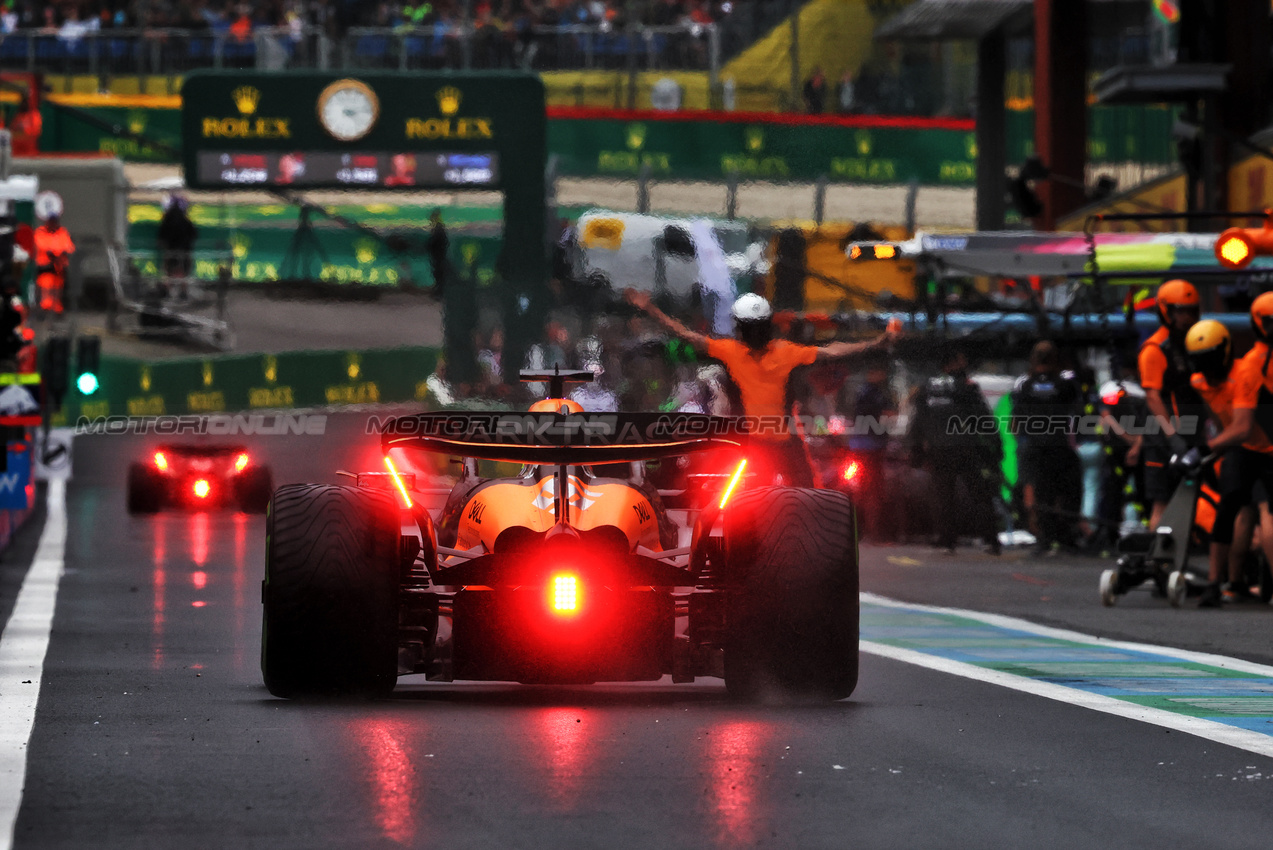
top-left (0, 1), bottom-right (736, 36)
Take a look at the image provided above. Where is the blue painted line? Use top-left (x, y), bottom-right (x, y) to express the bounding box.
top-left (860, 595), bottom-right (1273, 743)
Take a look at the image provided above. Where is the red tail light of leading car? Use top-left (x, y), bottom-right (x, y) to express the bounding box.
top-left (192, 479), bottom-right (211, 499)
top-left (549, 573), bottom-right (581, 615)
top-left (153, 451), bottom-right (169, 471)
top-left (234, 452), bottom-right (250, 472)
top-left (842, 460), bottom-right (861, 482)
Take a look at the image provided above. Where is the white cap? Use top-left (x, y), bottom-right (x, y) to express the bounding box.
top-left (731, 293), bottom-right (772, 322)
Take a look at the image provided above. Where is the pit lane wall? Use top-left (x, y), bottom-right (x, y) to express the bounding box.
top-left (49, 346), bottom-right (441, 426)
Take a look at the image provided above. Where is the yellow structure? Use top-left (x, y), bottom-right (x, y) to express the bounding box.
top-left (764, 222), bottom-right (917, 313)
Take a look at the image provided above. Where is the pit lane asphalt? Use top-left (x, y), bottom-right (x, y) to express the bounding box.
top-left (3, 412), bottom-right (1273, 848)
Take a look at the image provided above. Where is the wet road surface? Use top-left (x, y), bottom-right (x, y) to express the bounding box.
top-left (4, 416), bottom-right (1273, 848)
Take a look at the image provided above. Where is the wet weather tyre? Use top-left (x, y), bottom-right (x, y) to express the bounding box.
top-left (723, 487), bottom-right (859, 701)
top-left (262, 484), bottom-right (400, 698)
top-left (127, 463), bottom-right (162, 514)
top-left (235, 466), bottom-right (274, 514)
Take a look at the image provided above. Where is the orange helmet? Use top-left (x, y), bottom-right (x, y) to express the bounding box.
top-left (529, 398), bottom-right (584, 414)
top-left (1252, 291), bottom-right (1273, 340)
top-left (1157, 279), bottom-right (1200, 325)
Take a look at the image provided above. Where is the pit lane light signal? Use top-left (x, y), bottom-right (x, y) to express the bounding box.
top-left (847, 242), bottom-right (899, 261)
top-left (1215, 214), bottom-right (1273, 270)
top-left (75, 335), bottom-right (101, 396)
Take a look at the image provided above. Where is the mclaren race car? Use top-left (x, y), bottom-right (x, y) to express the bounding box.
top-left (261, 371), bottom-right (860, 701)
top-left (128, 444), bottom-right (274, 514)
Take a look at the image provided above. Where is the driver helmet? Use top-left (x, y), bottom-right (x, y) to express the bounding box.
top-left (732, 293), bottom-right (773, 349)
top-left (1184, 319), bottom-right (1232, 384)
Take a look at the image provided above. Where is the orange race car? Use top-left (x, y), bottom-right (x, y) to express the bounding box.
top-left (260, 370), bottom-right (860, 702)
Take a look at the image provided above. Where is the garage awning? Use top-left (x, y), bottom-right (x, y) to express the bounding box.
top-left (875, 0), bottom-right (1031, 41)
top-left (1092, 63), bottom-right (1232, 104)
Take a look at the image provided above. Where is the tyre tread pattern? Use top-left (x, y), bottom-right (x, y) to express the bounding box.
top-left (262, 484), bottom-right (400, 698)
top-left (723, 486), bottom-right (859, 700)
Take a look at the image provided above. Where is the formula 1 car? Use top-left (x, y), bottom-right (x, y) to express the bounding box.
top-left (128, 444), bottom-right (274, 514)
top-left (261, 370), bottom-right (860, 701)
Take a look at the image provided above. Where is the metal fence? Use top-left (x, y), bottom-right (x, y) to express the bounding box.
top-left (0, 23), bottom-right (721, 78)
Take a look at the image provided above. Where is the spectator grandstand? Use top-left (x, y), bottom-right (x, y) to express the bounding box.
top-left (0, 1), bottom-right (737, 73)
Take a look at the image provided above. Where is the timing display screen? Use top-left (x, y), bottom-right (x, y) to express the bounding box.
top-left (197, 152), bottom-right (500, 189)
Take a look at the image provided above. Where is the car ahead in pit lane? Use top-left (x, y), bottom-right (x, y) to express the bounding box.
top-left (128, 444), bottom-right (274, 514)
top-left (260, 371), bottom-right (859, 701)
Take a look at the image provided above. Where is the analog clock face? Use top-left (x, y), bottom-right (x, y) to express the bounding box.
top-left (318, 80), bottom-right (379, 142)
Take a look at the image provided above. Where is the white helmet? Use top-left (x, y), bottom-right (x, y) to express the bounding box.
top-left (732, 293), bottom-right (772, 322)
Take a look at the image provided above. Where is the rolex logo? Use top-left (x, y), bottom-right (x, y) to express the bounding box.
top-left (233, 85), bottom-right (261, 115)
top-left (856, 130), bottom-right (872, 156)
top-left (436, 86), bottom-right (461, 117)
top-left (230, 233), bottom-right (251, 259)
top-left (354, 237), bottom-right (377, 265)
top-left (626, 122), bottom-right (646, 151)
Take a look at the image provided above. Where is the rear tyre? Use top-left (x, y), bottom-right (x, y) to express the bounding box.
top-left (1259, 557), bottom-right (1273, 605)
top-left (127, 463), bottom-right (162, 514)
top-left (235, 466), bottom-right (274, 514)
top-left (261, 484), bottom-right (400, 698)
top-left (723, 487), bottom-right (859, 701)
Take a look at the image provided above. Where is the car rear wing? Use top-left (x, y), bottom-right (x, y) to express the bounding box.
top-left (379, 411), bottom-right (746, 464)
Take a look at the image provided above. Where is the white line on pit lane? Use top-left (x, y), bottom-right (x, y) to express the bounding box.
top-left (0, 480), bottom-right (67, 850)
top-left (859, 592), bottom-right (1273, 759)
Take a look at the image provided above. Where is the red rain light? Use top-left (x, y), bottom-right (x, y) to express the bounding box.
top-left (842, 460), bottom-right (861, 482)
top-left (192, 479), bottom-right (211, 499)
top-left (153, 451), bottom-right (168, 471)
top-left (383, 456), bottom-right (413, 508)
top-left (234, 452), bottom-right (250, 472)
top-left (550, 574), bottom-right (580, 614)
top-left (719, 459), bottom-right (748, 509)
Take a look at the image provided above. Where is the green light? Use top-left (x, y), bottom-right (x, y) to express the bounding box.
top-left (76, 372), bottom-right (99, 395)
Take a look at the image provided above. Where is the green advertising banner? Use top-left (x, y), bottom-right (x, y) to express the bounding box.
top-left (547, 108), bottom-right (980, 184)
top-left (127, 202), bottom-right (509, 287)
top-left (40, 99), bottom-right (182, 162)
top-left (36, 98), bottom-right (1179, 186)
top-left (53, 346), bottom-right (442, 425)
top-left (1005, 103), bottom-right (1179, 165)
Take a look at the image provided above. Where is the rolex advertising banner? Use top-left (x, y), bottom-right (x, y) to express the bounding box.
top-left (547, 108), bottom-right (980, 185)
top-left (53, 346), bottom-right (443, 425)
top-left (41, 92), bottom-right (1175, 188)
